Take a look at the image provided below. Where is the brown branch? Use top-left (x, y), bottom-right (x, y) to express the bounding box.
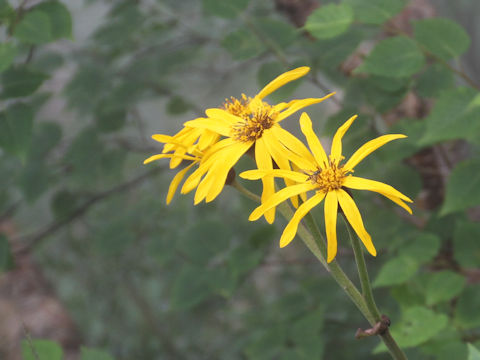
top-left (13, 166), bottom-right (164, 255)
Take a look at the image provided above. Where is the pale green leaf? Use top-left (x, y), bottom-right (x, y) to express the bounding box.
top-left (21, 339), bottom-right (63, 360)
top-left (468, 344), bottom-right (480, 360)
top-left (355, 36), bottom-right (425, 78)
top-left (441, 158), bottom-right (480, 216)
top-left (34, 1), bottom-right (72, 40)
top-left (0, 42), bottom-right (16, 73)
top-left (14, 10), bottom-right (51, 44)
top-left (425, 271), bottom-right (466, 305)
top-left (373, 255), bottom-right (419, 287)
top-left (344, 0), bottom-right (406, 25)
top-left (414, 18), bottom-right (470, 61)
top-left (304, 4), bottom-right (354, 39)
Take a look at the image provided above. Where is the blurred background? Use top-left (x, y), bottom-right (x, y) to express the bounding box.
top-left (1, 0), bottom-right (480, 359)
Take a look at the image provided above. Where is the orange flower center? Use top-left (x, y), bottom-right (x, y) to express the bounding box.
top-left (308, 162), bottom-right (346, 191)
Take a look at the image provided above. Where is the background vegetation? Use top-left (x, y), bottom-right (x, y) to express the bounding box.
top-left (1, 0), bottom-right (480, 359)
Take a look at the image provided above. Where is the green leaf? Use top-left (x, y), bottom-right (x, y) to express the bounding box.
top-left (170, 265), bottom-right (212, 310)
top-left (416, 64), bottom-right (454, 98)
top-left (0, 0), bottom-right (14, 21)
top-left (441, 158), bottom-right (480, 216)
top-left (51, 190), bottom-right (79, 220)
top-left (19, 162), bottom-right (51, 202)
top-left (95, 101), bottom-right (126, 133)
top-left (80, 346), bottom-right (114, 360)
top-left (221, 29), bottom-right (264, 60)
top-left (14, 10), bottom-right (51, 44)
top-left (34, 1), bottom-right (73, 40)
top-left (468, 344), bottom-right (480, 360)
top-left (373, 255), bottom-right (419, 287)
top-left (425, 271), bottom-right (466, 306)
top-left (202, 0), bottom-right (249, 19)
top-left (374, 307), bottom-right (448, 352)
top-left (419, 87), bottom-right (480, 146)
top-left (304, 4), bottom-right (354, 39)
top-left (166, 96), bottom-right (191, 115)
top-left (1, 66), bottom-right (48, 98)
top-left (256, 18), bottom-right (298, 49)
top-left (21, 339), bottom-right (63, 360)
top-left (355, 36), bottom-right (425, 78)
top-left (343, 0), bottom-right (406, 25)
top-left (414, 18), bottom-right (470, 61)
top-left (0, 234), bottom-right (14, 272)
top-left (455, 285), bottom-right (480, 329)
top-left (0, 42), bottom-right (16, 73)
top-left (0, 103), bottom-right (34, 161)
top-left (454, 219), bottom-right (480, 268)
top-left (398, 232), bottom-right (440, 263)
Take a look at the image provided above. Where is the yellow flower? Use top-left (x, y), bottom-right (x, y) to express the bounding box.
top-left (240, 113), bottom-right (413, 262)
top-left (180, 67), bottom-right (335, 223)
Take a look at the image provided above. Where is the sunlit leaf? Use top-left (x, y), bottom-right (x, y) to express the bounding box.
top-left (344, 0), bottom-right (406, 25)
top-left (21, 339), bottom-right (63, 360)
top-left (304, 4), bottom-right (354, 39)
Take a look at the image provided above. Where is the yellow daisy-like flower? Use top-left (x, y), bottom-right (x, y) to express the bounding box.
top-left (180, 67), bottom-right (335, 223)
top-left (240, 112), bottom-right (413, 262)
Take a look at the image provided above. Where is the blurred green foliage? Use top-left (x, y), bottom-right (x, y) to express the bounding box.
top-left (1, 0), bottom-right (480, 359)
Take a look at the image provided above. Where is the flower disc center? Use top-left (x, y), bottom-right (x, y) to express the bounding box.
top-left (309, 164), bottom-right (346, 191)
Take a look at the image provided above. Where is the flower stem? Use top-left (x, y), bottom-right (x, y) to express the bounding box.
top-left (342, 216), bottom-right (408, 360)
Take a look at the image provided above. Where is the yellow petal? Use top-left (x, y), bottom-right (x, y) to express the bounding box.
top-left (343, 176), bottom-right (413, 203)
top-left (197, 131), bottom-right (220, 151)
top-left (166, 162), bottom-right (196, 205)
top-left (324, 191), bottom-right (339, 263)
top-left (143, 153), bottom-right (197, 165)
top-left (183, 118), bottom-right (231, 137)
top-left (249, 183), bottom-right (317, 221)
top-left (181, 155), bottom-right (217, 194)
top-left (270, 126), bottom-right (316, 170)
top-left (344, 134), bottom-right (407, 172)
top-left (256, 66), bottom-right (310, 100)
top-left (336, 189), bottom-right (376, 257)
top-left (255, 137), bottom-right (275, 223)
top-left (331, 114), bottom-right (357, 164)
top-left (240, 169), bottom-right (309, 183)
top-left (299, 112), bottom-right (329, 169)
top-left (277, 93), bottom-right (336, 122)
top-left (377, 192), bottom-right (413, 214)
top-left (202, 142), bottom-right (251, 203)
top-left (205, 108), bottom-right (242, 124)
top-left (280, 192), bottom-right (326, 248)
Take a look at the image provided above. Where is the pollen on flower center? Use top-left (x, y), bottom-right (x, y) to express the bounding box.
top-left (308, 163), bottom-right (347, 191)
top-left (223, 94), bottom-right (251, 117)
top-left (231, 111), bottom-right (276, 142)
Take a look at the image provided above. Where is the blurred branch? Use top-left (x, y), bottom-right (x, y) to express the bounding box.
top-left (0, 200), bottom-right (22, 223)
top-left (14, 166), bottom-right (164, 255)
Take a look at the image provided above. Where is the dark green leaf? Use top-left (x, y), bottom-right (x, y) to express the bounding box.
top-left (355, 36), bottom-right (425, 78)
top-left (0, 234), bottom-right (14, 272)
top-left (202, 0), bottom-right (249, 19)
top-left (0, 42), bottom-right (16, 73)
top-left (221, 29), bottom-right (264, 60)
top-left (166, 96), bottom-right (191, 115)
top-left (419, 87), bottom-right (480, 146)
top-left (1, 66), bottom-right (48, 98)
top-left (414, 18), bottom-right (470, 61)
top-left (27, 122), bottom-right (62, 161)
top-left (425, 271), bottom-right (466, 305)
top-left (80, 347), bottom-right (114, 360)
top-left (416, 64), bottom-right (454, 98)
top-left (455, 285), bottom-right (480, 329)
top-left (441, 158), bottom-right (480, 216)
top-left (0, 0), bottom-right (14, 21)
top-left (0, 103), bottom-right (34, 161)
top-left (170, 265), bottom-right (212, 310)
top-left (95, 102), bottom-right (126, 133)
top-left (454, 219), bottom-right (480, 268)
top-left (19, 162), bottom-right (51, 202)
top-left (14, 10), bottom-right (51, 44)
top-left (51, 190), bottom-right (79, 220)
top-left (373, 255), bottom-right (419, 287)
top-left (304, 4), bottom-right (354, 39)
top-left (256, 18), bottom-right (298, 49)
top-left (21, 339), bottom-right (63, 360)
top-left (344, 0), bottom-right (406, 25)
top-left (34, 1), bottom-right (72, 40)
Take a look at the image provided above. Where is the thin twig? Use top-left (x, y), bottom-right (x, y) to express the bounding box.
top-left (14, 166), bottom-right (163, 254)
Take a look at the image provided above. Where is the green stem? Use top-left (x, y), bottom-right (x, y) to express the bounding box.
top-left (231, 180), bottom-right (374, 324)
top-left (342, 216), bottom-right (408, 360)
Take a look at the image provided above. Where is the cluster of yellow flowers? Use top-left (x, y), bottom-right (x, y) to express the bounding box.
top-left (144, 67), bottom-right (412, 263)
